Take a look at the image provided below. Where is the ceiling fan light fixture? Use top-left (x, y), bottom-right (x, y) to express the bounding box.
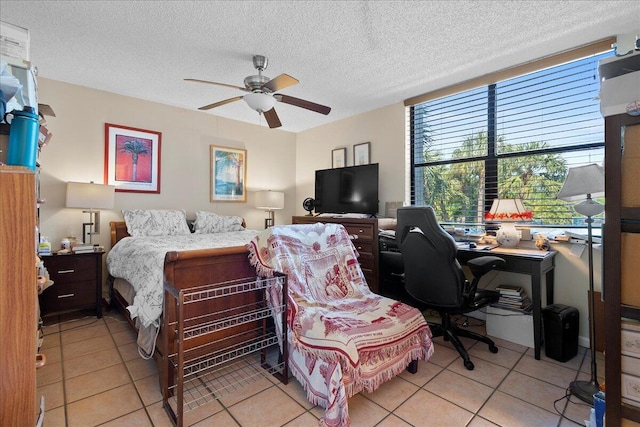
top-left (244, 92), bottom-right (276, 113)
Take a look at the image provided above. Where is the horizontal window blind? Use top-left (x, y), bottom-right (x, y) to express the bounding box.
top-left (408, 50), bottom-right (611, 226)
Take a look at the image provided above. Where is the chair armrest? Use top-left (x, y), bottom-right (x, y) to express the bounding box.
top-left (467, 256), bottom-right (505, 278)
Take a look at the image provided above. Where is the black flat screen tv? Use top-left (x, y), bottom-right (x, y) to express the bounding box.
top-left (314, 163), bottom-right (379, 215)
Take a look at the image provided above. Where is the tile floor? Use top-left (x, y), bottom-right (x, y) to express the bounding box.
top-left (37, 309), bottom-right (602, 427)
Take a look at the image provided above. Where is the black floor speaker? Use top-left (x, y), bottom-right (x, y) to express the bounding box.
top-left (543, 304), bottom-right (579, 362)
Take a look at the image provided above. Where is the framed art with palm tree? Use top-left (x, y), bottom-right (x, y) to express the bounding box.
top-left (210, 145), bottom-right (247, 202)
top-left (104, 123), bottom-right (162, 193)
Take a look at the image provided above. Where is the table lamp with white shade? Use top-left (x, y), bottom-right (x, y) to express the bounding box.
top-left (485, 198), bottom-right (533, 248)
top-left (66, 181), bottom-right (115, 245)
top-left (557, 163), bottom-right (605, 405)
top-left (255, 190), bottom-right (284, 229)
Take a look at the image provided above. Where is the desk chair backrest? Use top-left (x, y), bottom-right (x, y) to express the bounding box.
top-left (396, 206), bottom-right (466, 309)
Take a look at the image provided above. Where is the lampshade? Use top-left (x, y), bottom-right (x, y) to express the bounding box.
top-left (66, 182), bottom-right (115, 209)
top-left (244, 93), bottom-right (276, 113)
top-left (486, 198), bottom-right (532, 222)
top-left (255, 190), bottom-right (284, 211)
top-left (557, 164), bottom-right (605, 201)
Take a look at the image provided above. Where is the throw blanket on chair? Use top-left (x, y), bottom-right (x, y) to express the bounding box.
top-left (247, 223), bottom-right (434, 427)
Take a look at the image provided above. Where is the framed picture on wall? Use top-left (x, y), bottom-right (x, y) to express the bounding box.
top-left (353, 142), bottom-right (370, 166)
top-left (210, 145), bottom-right (247, 202)
top-left (332, 147), bottom-right (347, 168)
top-left (104, 123), bottom-right (162, 193)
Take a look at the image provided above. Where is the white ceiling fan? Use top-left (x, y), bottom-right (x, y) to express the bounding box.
top-left (185, 55), bottom-right (331, 129)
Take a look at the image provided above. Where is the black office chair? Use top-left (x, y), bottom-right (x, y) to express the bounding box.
top-left (396, 206), bottom-right (506, 370)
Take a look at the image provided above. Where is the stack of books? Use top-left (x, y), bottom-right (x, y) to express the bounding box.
top-left (72, 245), bottom-right (95, 254)
top-left (492, 284), bottom-right (532, 313)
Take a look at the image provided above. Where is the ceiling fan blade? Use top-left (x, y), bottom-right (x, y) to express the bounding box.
top-left (274, 94), bottom-right (331, 115)
top-left (262, 74), bottom-right (299, 92)
top-left (263, 107), bottom-right (282, 129)
top-left (198, 96), bottom-right (243, 111)
top-left (185, 78), bottom-right (248, 92)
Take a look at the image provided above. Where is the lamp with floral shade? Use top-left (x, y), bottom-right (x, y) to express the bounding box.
top-left (485, 198), bottom-right (533, 248)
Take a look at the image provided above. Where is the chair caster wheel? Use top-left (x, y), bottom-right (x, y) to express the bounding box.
top-left (464, 360), bottom-right (474, 370)
top-left (489, 345), bottom-right (498, 353)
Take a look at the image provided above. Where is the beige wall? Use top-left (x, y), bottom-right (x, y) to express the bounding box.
top-left (37, 78), bottom-right (297, 253)
top-left (295, 103), bottom-right (407, 217)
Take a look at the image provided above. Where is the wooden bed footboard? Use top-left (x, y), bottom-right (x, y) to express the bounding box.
top-left (108, 221), bottom-right (257, 393)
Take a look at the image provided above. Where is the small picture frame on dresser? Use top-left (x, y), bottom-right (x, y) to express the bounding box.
top-left (353, 142), bottom-right (370, 166)
top-left (332, 148), bottom-right (346, 168)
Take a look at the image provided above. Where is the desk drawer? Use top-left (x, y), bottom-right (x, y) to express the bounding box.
top-left (40, 280), bottom-right (95, 312)
top-left (344, 224), bottom-right (375, 241)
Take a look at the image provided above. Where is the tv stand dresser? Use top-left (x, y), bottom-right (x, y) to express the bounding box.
top-left (292, 216), bottom-right (379, 293)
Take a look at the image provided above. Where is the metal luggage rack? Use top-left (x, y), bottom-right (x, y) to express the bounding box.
top-left (163, 274), bottom-right (288, 427)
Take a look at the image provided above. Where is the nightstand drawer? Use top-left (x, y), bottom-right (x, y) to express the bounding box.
top-left (344, 224), bottom-right (375, 240)
top-left (48, 265), bottom-right (96, 284)
top-left (40, 251), bottom-right (104, 318)
top-left (45, 255), bottom-right (97, 283)
top-left (40, 280), bottom-right (96, 312)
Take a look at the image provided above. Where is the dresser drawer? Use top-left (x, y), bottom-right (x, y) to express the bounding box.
top-left (357, 253), bottom-right (374, 271)
top-left (352, 241), bottom-right (373, 255)
top-left (343, 223), bottom-right (375, 241)
top-left (40, 280), bottom-right (96, 312)
top-left (362, 270), bottom-right (375, 287)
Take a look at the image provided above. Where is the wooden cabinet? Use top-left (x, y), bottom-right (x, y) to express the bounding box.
top-left (0, 166), bottom-right (37, 426)
top-left (40, 251), bottom-right (104, 318)
top-left (604, 114), bottom-right (640, 424)
top-left (292, 216), bottom-right (379, 292)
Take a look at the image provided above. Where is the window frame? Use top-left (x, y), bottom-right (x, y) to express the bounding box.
top-left (405, 39), bottom-right (614, 228)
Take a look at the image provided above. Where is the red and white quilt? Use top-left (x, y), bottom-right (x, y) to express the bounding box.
top-left (247, 223), bottom-right (434, 426)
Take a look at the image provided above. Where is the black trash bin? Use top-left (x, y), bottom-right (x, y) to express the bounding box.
top-left (542, 304), bottom-right (579, 362)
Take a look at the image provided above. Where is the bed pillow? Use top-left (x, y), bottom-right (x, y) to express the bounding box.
top-left (122, 209), bottom-right (191, 237)
top-left (194, 211), bottom-right (244, 234)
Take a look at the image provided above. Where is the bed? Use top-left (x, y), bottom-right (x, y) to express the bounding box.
top-left (109, 211), bottom-right (432, 426)
top-left (107, 210), bottom-right (261, 395)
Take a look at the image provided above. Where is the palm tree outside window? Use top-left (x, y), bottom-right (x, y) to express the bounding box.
top-left (408, 50), bottom-right (612, 228)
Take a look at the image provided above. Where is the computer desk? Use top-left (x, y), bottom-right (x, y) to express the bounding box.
top-left (456, 244), bottom-right (557, 360)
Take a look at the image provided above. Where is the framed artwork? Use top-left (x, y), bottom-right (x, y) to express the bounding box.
top-left (353, 142), bottom-right (371, 166)
top-left (332, 147), bottom-right (347, 168)
top-left (104, 123), bottom-right (162, 193)
top-left (210, 145), bottom-right (247, 202)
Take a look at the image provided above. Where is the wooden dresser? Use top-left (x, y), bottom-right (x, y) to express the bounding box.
top-left (0, 166), bottom-right (37, 425)
top-left (292, 216), bottom-right (379, 293)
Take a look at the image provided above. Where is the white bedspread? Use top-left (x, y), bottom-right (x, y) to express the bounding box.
top-left (107, 230), bottom-right (259, 328)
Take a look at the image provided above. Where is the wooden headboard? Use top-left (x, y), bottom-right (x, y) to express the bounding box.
top-left (110, 221), bottom-right (130, 247)
top-left (110, 219), bottom-right (248, 247)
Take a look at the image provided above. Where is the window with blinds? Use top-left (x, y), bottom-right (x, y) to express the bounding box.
top-left (408, 49), bottom-right (612, 227)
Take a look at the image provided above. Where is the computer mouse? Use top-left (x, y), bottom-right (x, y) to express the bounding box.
top-left (469, 242), bottom-right (477, 248)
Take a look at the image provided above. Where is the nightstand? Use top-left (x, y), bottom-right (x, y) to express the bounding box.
top-left (40, 250), bottom-right (104, 318)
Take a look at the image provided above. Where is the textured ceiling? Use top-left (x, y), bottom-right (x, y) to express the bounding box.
top-left (2, 1), bottom-right (639, 133)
